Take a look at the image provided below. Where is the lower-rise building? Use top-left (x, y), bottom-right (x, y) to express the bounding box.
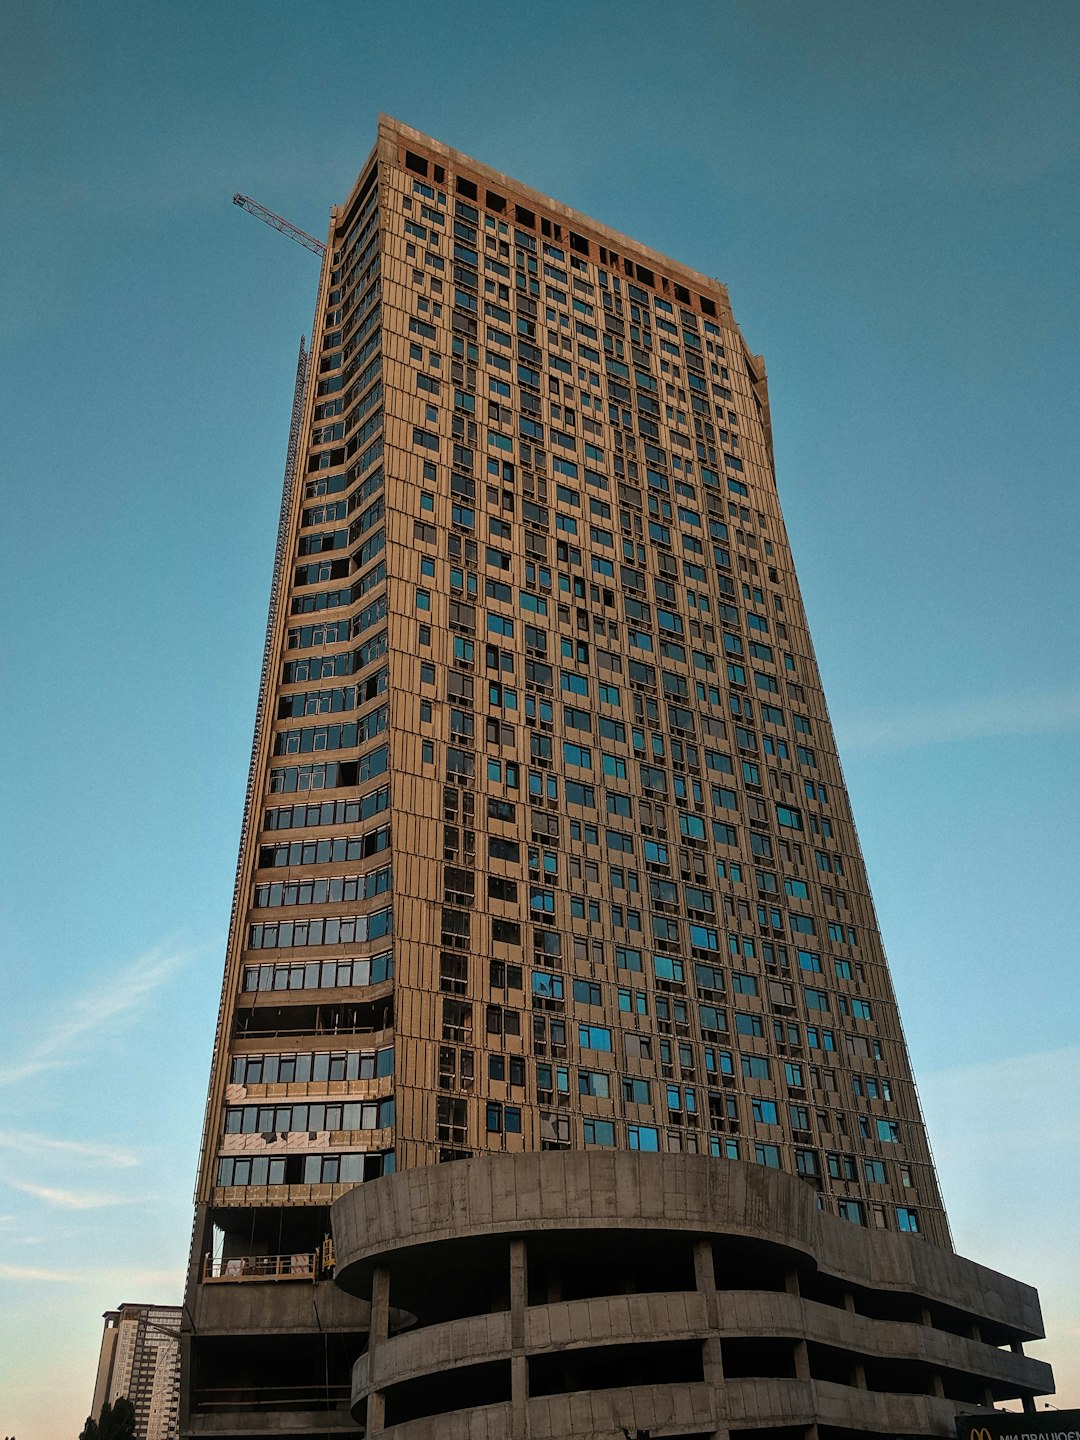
top-left (92, 1304), bottom-right (181, 1440)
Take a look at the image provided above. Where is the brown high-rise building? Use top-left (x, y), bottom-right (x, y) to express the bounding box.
top-left (180, 118), bottom-right (1052, 1439)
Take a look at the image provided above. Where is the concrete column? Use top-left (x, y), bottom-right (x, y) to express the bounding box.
top-left (510, 1238), bottom-right (527, 1347)
top-left (694, 1238), bottom-right (725, 1424)
top-left (931, 1372), bottom-right (945, 1399)
top-left (850, 1360), bottom-right (867, 1389)
top-left (177, 1332), bottom-right (193, 1436)
top-left (794, 1338), bottom-right (812, 1383)
top-left (510, 1239), bottom-right (529, 1437)
top-left (370, 1265), bottom-right (390, 1345)
top-left (366, 1264), bottom-right (390, 1434)
top-left (784, 1266), bottom-right (800, 1297)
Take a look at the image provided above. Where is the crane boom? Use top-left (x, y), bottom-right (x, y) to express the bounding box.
top-left (232, 194), bottom-right (325, 256)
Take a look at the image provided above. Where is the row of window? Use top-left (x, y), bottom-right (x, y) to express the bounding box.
top-left (258, 823), bottom-right (390, 870)
top-left (252, 865), bottom-right (391, 909)
top-left (272, 705), bottom-right (388, 757)
top-left (215, 1149), bottom-right (392, 1188)
top-left (263, 785), bottom-right (390, 833)
top-left (241, 952), bottom-right (393, 992)
top-left (267, 742), bottom-right (388, 795)
top-left (223, 1097), bottom-right (394, 1134)
top-left (229, 1046), bottom-right (393, 1084)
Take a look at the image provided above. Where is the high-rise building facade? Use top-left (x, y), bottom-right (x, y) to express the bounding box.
top-left (92, 1304), bottom-right (181, 1440)
top-left (180, 117), bottom-right (1052, 1439)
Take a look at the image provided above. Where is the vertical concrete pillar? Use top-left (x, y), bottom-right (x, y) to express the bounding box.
top-left (370, 1265), bottom-right (390, 1345)
top-left (510, 1238), bottom-right (529, 1437)
top-left (366, 1264), bottom-right (390, 1434)
top-left (794, 1339), bottom-right (812, 1383)
top-left (177, 1331), bottom-right (193, 1436)
top-left (510, 1237), bottom-right (527, 1347)
top-left (694, 1236), bottom-right (725, 1427)
top-left (179, 1203), bottom-right (210, 1432)
top-left (784, 1266), bottom-right (812, 1385)
top-left (365, 1391), bottom-right (385, 1434)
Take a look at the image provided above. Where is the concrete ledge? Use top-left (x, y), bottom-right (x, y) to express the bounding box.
top-left (187, 1406), bottom-right (357, 1435)
top-left (193, 1277), bottom-right (371, 1337)
top-left (350, 1288), bottom-right (1051, 1409)
top-left (377, 1402), bottom-right (512, 1440)
top-left (331, 1152), bottom-right (1051, 1436)
top-left (333, 1151), bottom-right (1046, 1339)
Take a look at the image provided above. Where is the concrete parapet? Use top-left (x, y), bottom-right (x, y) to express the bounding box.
top-left (331, 1151), bottom-right (1052, 1437)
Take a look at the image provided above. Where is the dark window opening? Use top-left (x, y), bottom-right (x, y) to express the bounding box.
top-left (528, 1339), bottom-right (703, 1397)
top-left (721, 1337), bottom-right (797, 1380)
top-left (352, 1235), bottom-right (512, 1330)
top-left (190, 1333), bottom-right (361, 1413)
top-left (797, 1268), bottom-right (849, 1309)
top-left (233, 995), bottom-right (393, 1040)
top-left (861, 1355), bottom-right (937, 1396)
top-left (806, 1341), bottom-right (861, 1386)
top-left (731, 1429), bottom-right (808, 1440)
top-left (710, 1235), bottom-right (791, 1291)
top-left (527, 1229), bottom-right (695, 1304)
top-left (383, 1360), bottom-right (511, 1426)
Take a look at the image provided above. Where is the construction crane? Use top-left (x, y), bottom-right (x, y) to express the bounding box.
top-left (232, 194), bottom-right (325, 257)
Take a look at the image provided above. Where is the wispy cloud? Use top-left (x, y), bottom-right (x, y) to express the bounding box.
top-left (6, 1180), bottom-right (141, 1211)
top-left (0, 1131), bottom-right (137, 1168)
top-left (0, 1262), bottom-right (186, 1290)
top-left (0, 944), bottom-right (189, 1086)
top-left (838, 690), bottom-right (1080, 754)
top-left (0, 1262), bottom-right (78, 1283)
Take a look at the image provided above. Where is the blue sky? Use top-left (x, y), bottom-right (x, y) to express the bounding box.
top-left (1, 2), bottom-right (1077, 1432)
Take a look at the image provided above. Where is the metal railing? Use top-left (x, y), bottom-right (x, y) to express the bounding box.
top-left (202, 1251), bottom-right (317, 1282)
top-left (195, 1382), bottom-right (348, 1411)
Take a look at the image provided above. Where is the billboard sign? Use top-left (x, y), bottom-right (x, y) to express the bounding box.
top-left (956, 1413), bottom-right (1080, 1440)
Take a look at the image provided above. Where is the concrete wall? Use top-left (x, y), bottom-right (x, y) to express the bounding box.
top-left (333, 1151), bottom-right (1053, 1439)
